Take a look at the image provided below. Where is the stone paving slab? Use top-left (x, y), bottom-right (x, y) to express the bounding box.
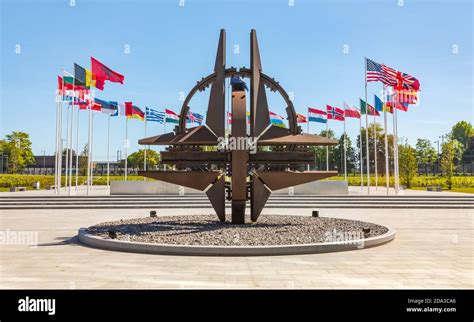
top-left (0, 207), bottom-right (472, 289)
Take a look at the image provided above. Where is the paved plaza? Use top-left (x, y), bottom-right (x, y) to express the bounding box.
top-left (0, 188), bottom-right (472, 289)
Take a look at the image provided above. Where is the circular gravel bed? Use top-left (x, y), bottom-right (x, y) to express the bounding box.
top-left (85, 214), bottom-right (389, 247)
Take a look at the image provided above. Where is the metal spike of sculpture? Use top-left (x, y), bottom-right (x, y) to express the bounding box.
top-left (138, 29), bottom-right (338, 224)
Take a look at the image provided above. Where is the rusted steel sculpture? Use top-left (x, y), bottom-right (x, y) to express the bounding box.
top-left (138, 29), bottom-right (338, 224)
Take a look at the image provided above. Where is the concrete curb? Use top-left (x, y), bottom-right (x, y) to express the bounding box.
top-left (78, 227), bottom-right (396, 257)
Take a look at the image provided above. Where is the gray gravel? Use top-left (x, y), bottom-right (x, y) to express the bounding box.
top-left (86, 215), bottom-right (389, 246)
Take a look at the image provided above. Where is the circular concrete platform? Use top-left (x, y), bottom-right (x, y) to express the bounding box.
top-left (78, 215), bottom-right (395, 256)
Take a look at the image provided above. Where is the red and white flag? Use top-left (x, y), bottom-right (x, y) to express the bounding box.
top-left (343, 102), bottom-right (361, 118)
top-left (326, 105), bottom-right (345, 121)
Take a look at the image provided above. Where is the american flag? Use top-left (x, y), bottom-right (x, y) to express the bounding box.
top-left (366, 58), bottom-right (397, 86)
top-left (326, 105), bottom-right (345, 121)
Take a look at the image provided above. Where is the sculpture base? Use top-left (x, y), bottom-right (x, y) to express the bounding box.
top-left (79, 215), bottom-right (394, 256)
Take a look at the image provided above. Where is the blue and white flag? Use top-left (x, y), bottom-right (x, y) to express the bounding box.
top-left (145, 107), bottom-right (165, 123)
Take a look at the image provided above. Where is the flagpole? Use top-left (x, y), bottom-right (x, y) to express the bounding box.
top-left (107, 114), bottom-right (111, 187)
top-left (307, 109), bottom-right (309, 134)
top-left (364, 58), bottom-right (371, 195)
top-left (75, 102), bottom-right (80, 190)
top-left (359, 114), bottom-right (363, 190)
top-left (125, 116), bottom-right (128, 181)
top-left (383, 87), bottom-right (390, 195)
top-left (373, 103), bottom-right (378, 190)
top-left (68, 99), bottom-right (75, 195)
top-left (394, 101), bottom-right (399, 194)
top-left (54, 94), bottom-right (60, 195)
top-left (90, 111), bottom-right (95, 190)
top-left (86, 90), bottom-right (92, 195)
top-left (65, 102), bottom-right (70, 195)
top-left (325, 121), bottom-right (329, 171)
top-left (58, 71), bottom-right (65, 194)
top-left (144, 111), bottom-right (147, 177)
top-left (343, 106), bottom-right (347, 181)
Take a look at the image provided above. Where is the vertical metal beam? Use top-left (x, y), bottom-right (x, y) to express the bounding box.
top-left (205, 29), bottom-right (226, 138)
top-left (231, 87), bottom-right (248, 224)
top-left (250, 29), bottom-right (270, 138)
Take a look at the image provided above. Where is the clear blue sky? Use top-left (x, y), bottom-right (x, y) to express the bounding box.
top-left (1, 0), bottom-right (472, 160)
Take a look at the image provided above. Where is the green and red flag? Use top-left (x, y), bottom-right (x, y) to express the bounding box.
top-left (360, 98), bottom-right (380, 116)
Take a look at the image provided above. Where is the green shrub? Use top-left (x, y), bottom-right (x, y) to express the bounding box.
top-left (330, 174), bottom-right (474, 189)
top-left (0, 174), bottom-right (152, 188)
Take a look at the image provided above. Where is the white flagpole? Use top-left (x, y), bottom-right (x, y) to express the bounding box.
top-left (325, 121), bottom-right (329, 171)
top-left (373, 102), bottom-right (378, 190)
top-left (75, 103), bottom-right (80, 190)
top-left (394, 103), bottom-right (400, 194)
top-left (90, 112), bottom-right (95, 190)
top-left (163, 118), bottom-right (167, 172)
top-left (144, 110), bottom-right (147, 176)
top-left (392, 98), bottom-right (398, 195)
top-left (343, 106), bottom-right (347, 181)
top-left (65, 102), bottom-right (70, 195)
top-left (307, 109), bottom-right (310, 171)
top-left (383, 88), bottom-right (390, 195)
top-left (86, 90), bottom-right (92, 195)
top-left (307, 109), bottom-right (309, 134)
top-left (364, 58), bottom-right (371, 195)
top-left (107, 114), bottom-right (111, 187)
top-left (382, 85), bottom-right (390, 195)
top-left (54, 94), bottom-right (60, 194)
top-left (58, 73), bottom-right (65, 194)
top-left (125, 116), bottom-right (128, 180)
top-left (68, 100), bottom-right (74, 195)
top-left (359, 113), bottom-right (363, 190)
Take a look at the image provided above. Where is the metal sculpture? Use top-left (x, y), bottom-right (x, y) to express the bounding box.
top-left (138, 29), bottom-right (338, 224)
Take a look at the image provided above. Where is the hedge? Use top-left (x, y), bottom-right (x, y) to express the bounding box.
top-left (0, 174), bottom-right (472, 189)
top-left (0, 174), bottom-right (150, 188)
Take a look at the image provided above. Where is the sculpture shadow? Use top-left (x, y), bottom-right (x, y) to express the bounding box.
top-left (87, 219), bottom-right (296, 237)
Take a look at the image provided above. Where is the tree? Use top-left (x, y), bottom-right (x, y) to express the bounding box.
top-left (4, 131), bottom-right (35, 173)
top-left (440, 139), bottom-right (463, 189)
top-left (398, 143), bottom-right (417, 188)
top-left (127, 149), bottom-right (160, 170)
top-left (415, 138), bottom-right (437, 175)
top-left (78, 144), bottom-right (89, 176)
top-left (0, 139), bottom-right (7, 173)
top-left (450, 121), bottom-right (474, 151)
top-left (311, 129), bottom-right (337, 170)
top-left (62, 148), bottom-right (76, 156)
top-left (334, 133), bottom-right (357, 174)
